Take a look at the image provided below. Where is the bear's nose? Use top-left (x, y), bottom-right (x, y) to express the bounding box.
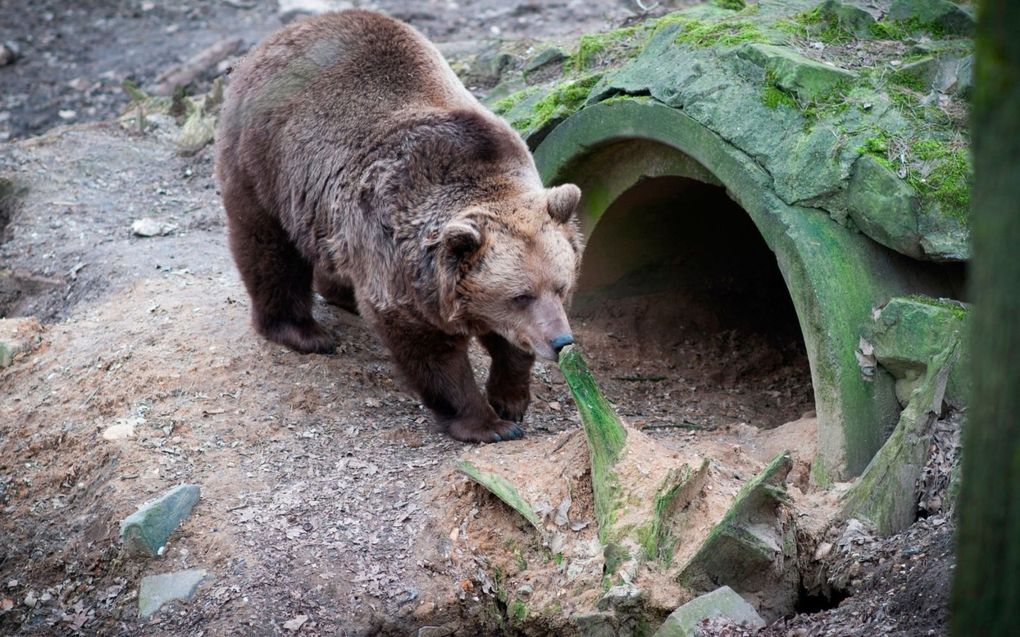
top-left (550, 334), bottom-right (574, 353)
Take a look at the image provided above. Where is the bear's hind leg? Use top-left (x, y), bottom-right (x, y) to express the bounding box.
top-left (479, 332), bottom-right (534, 423)
top-left (373, 316), bottom-right (524, 442)
top-left (224, 184), bottom-right (335, 354)
top-left (313, 269), bottom-right (359, 315)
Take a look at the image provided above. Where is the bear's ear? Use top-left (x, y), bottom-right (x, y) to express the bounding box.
top-left (547, 184), bottom-right (581, 223)
top-left (440, 215), bottom-right (485, 265)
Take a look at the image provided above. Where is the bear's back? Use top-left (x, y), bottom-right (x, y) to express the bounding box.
top-left (220, 11), bottom-right (472, 142)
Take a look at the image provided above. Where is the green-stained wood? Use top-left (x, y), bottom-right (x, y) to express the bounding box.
top-left (457, 460), bottom-right (544, 531)
top-left (951, 1), bottom-right (1020, 634)
top-left (558, 344), bottom-right (627, 544)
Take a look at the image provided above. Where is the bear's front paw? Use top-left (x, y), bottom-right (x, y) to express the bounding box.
top-left (487, 392), bottom-right (530, 423)
top-left (261, 319), bottom-right (336, 355)
top-left (446, 417), bottom-right (524, 443)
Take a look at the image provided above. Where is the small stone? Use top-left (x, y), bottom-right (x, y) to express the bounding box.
top-left (524, 47), bottom-right (568, 76)
top-left (814, 541), bottom-right (833, 560)
top-left (0, 317), bottom-right (43, 368)
top-left (68, 77), bottom-right (90, 92)
top-left (23, 592), bottom-right (37, 608)
top-left (58, 110), bottom-right (77, 121)
top-left (120, 484), bottom-right (201, 557)
top-left (596, 584), bottom-right (645, 613)
top-left (103, 416), bottom-right (143, 441)
top-left (653, 586), bottom-right (765, 637)
top-left (131, 218), bottom-right (177, 237)
top-left (283, 615), bottom-right (308, 631)
top-left (138, 568), bottom-right (207, 619)
top-left (0, 41), bottom-right (18, 66)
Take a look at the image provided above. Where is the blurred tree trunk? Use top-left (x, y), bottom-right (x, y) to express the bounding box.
top-left (951, 1), bottom-right (1020, 635)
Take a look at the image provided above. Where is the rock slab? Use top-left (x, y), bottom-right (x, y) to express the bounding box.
top-left (138, 568), bottom-right (207, 619)
top-left (653, 586), bottom-right (765, 637)
top-left (120, 484), bottom-right (201, 557)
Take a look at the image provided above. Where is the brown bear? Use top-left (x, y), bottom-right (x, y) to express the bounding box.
top-left (215, 10), bottom-right (583, 443)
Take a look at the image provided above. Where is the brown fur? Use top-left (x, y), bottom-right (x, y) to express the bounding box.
top-left (215, 10), bottom-right (583, 442)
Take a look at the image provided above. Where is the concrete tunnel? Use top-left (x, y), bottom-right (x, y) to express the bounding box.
top-left (533, 100), bottom-right (965, 482)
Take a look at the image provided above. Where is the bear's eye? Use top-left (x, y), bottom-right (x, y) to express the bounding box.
top-left (554, 285), bottom-right (567, 297)
top-left (511, 293), bottom-right (536, 308)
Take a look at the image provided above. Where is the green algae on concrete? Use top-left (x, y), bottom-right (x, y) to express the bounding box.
top-left (533, 99), bottom-right (910, 480)
top-left (865, 295), bottom-right (971, 407)
top-left (847, 154), bottom-right (925, 258)
top-left (677, 453), bottom-right (799, 620)
top-left (842, 340), bottom-right (961, 536)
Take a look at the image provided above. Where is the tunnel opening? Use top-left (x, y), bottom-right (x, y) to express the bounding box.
top-left (570, 175), bottom-right (815, 431)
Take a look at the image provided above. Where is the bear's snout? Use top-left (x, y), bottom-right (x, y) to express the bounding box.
top-left (550, 333), bottom-right (574, 354)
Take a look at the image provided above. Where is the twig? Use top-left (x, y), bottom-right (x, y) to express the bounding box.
top-left (613, 374), bottom-right (667, 382)
top-left (642, 420), bottom-right (706, 431)
top-left (549, 429), bottom-right (579, 456)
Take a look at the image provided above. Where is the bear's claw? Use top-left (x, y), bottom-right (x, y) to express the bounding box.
top-left (447, 418), bottom-right (524, 443)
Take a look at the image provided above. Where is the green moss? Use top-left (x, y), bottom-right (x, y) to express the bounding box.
top-left (777, 7), bottom-right (854, 44)
top-left (491, 87), bottom-right (538, 115)
top-left (574, 34), bottom-right (607, 71)
top-left (906, 294), bottom-right (970, 321)
top-left (906, 141), bottom-right (971, 220)
top-left (763, 84), bottom-right (797, 109)
top-left (635, 522), bottom-right (656, 559)
top-left (914, 138), bottom-right (949, 160)
top-left (503, 74), bottom-right (602, 135)
top-left (571, 26), bottom-right (646, 72)
top-left (856, 129), bottom-right (899, 170)
top-left (675, 19), bottom-right (767, 48)
top-left (514, 550), bottom-right (528, 572)
top-left (713, 0), bottom-right (746, 10)
top-left (799, 80), bottom-right (854, 122)
top-left (869, 18), bottom-right (916, 41)
top-left (508, 600), bottom-right (528, 624)
top-left (811, 454), bottom-right (833, 488)
top-left (890, 68), bottom-right (929, 92)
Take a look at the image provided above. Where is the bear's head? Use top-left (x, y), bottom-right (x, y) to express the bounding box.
top-left (435, 183), bottom-right (583, 360)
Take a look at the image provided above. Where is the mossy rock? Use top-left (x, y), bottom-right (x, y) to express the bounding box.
top-left (738, 43), bottom-right (855, 102)
top-left (888, 0), bottom-right (975, 37)
top-left (865, 295), bottom-right (970, 407)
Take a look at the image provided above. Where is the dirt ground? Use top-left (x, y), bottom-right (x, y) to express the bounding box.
top-left (0, 1), bottom-right (957, 636)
